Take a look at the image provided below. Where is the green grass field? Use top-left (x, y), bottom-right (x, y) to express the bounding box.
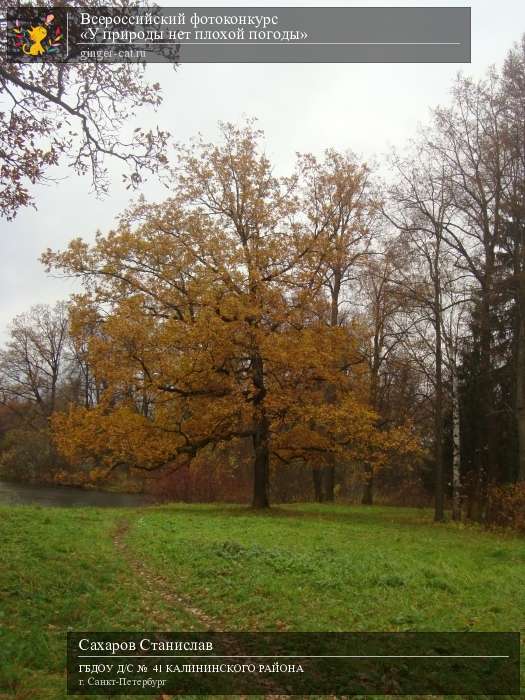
top-left (0, 502), bottom-right (523, 699)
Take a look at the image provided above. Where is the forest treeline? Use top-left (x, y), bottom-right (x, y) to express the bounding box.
top-left (1, 37), bottom-right (525, 525)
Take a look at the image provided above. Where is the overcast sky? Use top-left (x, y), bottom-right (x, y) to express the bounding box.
top-left (1, 0), bottom-right (525, 342)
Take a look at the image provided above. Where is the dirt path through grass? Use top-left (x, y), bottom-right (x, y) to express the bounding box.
top-left (112, 517), bottom-right (286, 700)
top-left (113, 517), bottom-right (220, 631)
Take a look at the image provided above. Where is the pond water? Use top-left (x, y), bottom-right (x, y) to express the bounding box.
top-left (0, 479), bottom-right (154, 507)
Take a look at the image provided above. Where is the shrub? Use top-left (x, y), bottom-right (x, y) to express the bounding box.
top-left (486, 483), bottom-right (525, 532)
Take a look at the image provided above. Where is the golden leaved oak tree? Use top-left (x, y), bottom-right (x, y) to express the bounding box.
top-left (42, 123), bottom-right (419, 507)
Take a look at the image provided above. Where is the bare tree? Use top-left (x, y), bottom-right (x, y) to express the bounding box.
top-left (387, 145), bottom-right (459, 521)
top-left (0, 1), bottom-right (172, 219)
top-left (0, 302), bottom-right (70, 416)
top-left (425, 73), bottom-right (512, 514)
top-left (357, 237), bottom-right (409, 504)
top-left (501, 36), bottom-right (525, 482)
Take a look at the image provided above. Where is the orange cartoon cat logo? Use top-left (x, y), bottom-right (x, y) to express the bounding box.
top-left (12, 13), bottom-right (63, 58)
top-left (23, 25), bottom-right (48, 56)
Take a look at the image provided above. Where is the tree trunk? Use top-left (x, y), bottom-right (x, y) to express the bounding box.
top-left (434, 391), bottom-right (445, 521)
top-left (434, 263), bottom-right (445, 523)
top-left (251, 350), bottom-right (270, 509)
top-left (452, 363), bottom-right (462, 520)
top-left (516, 307), bottom-right (525, 482)
top-left (252, 420), bottom-right (270, 508)
top-left (323, 458), bottom-right (335, 502)
top-left (364, 334), bottom-right (380, 508)
top-left (312, 467), bottom-right (324, 502)
top-left (474, 289), bottom-right (493, 518)
top-left (516, 220), bottom-right (525, 480)
top-left (322, 269), bottom-right (341, 503)
top-left (362, 464), bottom-right (374, 505)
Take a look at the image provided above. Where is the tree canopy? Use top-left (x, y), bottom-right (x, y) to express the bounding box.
top-left (42, 123), bottom-right (417, 507)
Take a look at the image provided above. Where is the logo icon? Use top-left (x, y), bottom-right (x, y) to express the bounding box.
top-left (11, 11), bottom-right (63, 59)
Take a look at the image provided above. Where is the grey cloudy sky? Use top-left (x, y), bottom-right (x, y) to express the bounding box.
top-left (1, 0), bottom-right (524, 342)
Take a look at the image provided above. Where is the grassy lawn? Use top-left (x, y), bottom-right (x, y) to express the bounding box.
top-left (0, 502), bottom-right (523, 698)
